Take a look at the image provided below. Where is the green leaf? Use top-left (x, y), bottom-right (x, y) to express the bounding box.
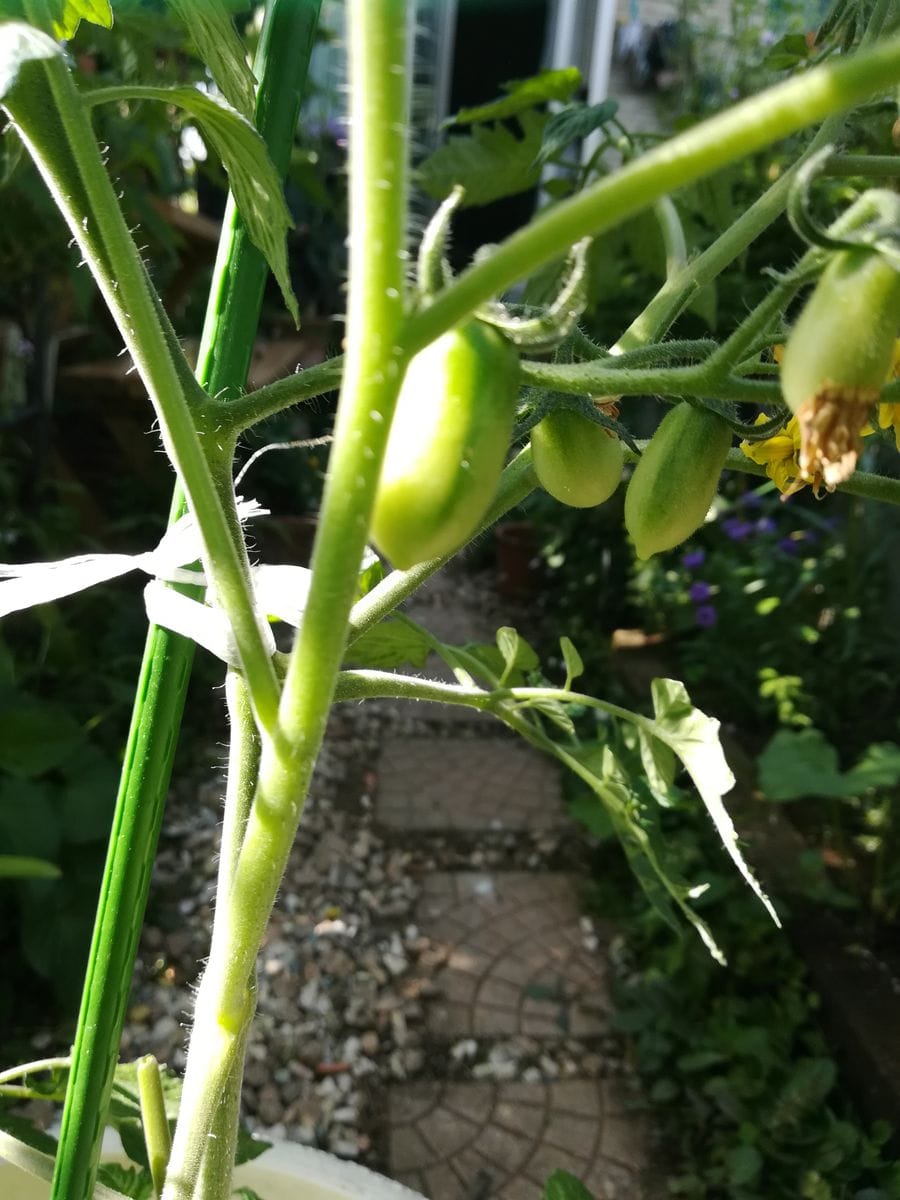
top-left (418, 108), bottom-right (548, 207)
top-left (344, 618), bottom-right (432, 670)
top-left (757, 728), bottom-right (851, 801)
top-left (763, 33), bottom-right (812, 71)
top-left (356, 554), bottom-right (384, 601)
top-left (168, 0), bottom-right (256, 120)
top-left (568, 791), bottom-right (615, 842)
top-left (563, 741), bottom-right (724, 961)
top-left (86, 85), bottom-right (297, 323)
top-left (0, 691), bottom-right (82, 776)
top-left (646, 678), bottom-right (778, 928)
top-left (536, 100), bottom-right (619, 167)
top-left (0, 777), bottom-right (61, 861)
top-left (0, 854), bottom-right (61, 879)
top-left (727, 1143), bottom-right (762, 1187)
top-left (0, 1127), bottom-right (129, 1199)
top-left (60, 748), bottom-right (118, 844)
top-left (448, 68), bottom-right (581, 126)
top-left (0, 22), bottom-right (62, 102)
top-left (0, 1112), bottom-right (58, 1157)
top-left (846, 742), bottom-right (900, 793)
top-left (496, 626), bottom-right (520, 682)
top-left (559, 636), bottom-right (584, 690)
top-left (95, 1164), bottom-right (153, 1200)
top-left (113, 1061), bottom-right (182, 1121)
top-left (463, 637), bottom-right (539, 679)
top-left (542, 1168), bottom-right (596, 1200)
top-left (637, 728), bottom-right (676, 807)
top-left (0, 123), bottom-right (24, 186)
top-left (235, 1124), bottom-right (272, 1166)
top-left (51, 0), bottom-right (113, 40)
top-left (516, 696), bottom-right (576, 737)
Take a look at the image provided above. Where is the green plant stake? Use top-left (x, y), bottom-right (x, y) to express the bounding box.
top-left (46, 5), bottom-right (322, 1200)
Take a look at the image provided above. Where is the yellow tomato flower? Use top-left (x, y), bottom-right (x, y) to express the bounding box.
top-left (877, 340), bottom-right (900, 450)
top-left (739, 414), bottom-right (807, 495)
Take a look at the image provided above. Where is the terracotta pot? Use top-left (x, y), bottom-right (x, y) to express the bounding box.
top-left (0, 1135), bottom-right (425, 1200)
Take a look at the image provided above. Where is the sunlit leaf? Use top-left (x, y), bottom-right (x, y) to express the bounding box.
top-left (497, 626), bottom-right (520, 675)
top-left (52, 0), bottom-right (112, 40)
top-left (0, 22), bottom-right (61, 101)
top-left (447, 67), bottom-right (581, 127)
top-left (562, 741), bottom-right (724, 961)
top-left (86, 85), bottom-right (297, 322)
top-left (559, 636), bottom-right (584, 690)
top-left (418, 108), bottom-right (548, 207)
top-left (536, 100), bottom-right (619, 167)
top-left (636, 727), bottom-right (676, 807)
top-left (168, 0), bottom-right (256, 120)
top-left (646, 678), bottom-right (778, 927)
top-left (344, 618), bottom-right (432, 671)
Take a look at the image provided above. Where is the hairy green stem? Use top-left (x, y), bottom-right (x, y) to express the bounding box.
top-left (520, 358), bottom-right (783, 405)
top-left (5, 50), bottom-right (280, 732)
top-left (400, 34), bottom-right (900, 357)
top-left (160, 6), bottom-right (410, 1196)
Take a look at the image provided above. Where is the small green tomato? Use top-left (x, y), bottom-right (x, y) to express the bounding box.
top-left (531, 409), bottom-right (624, 508)
top-left (624, 403), bottom-right (732, 560)
top-left (370, 322), bottom-right (519, 569)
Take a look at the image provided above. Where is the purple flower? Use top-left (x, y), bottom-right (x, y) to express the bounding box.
top-left (689, 581), bottom-right (712, 603)
top-left (681, 549), bottom-right (706, 570)
top-left (778, 537), bottom-right (799, 555)
top-left (722, 517), bottom-right (753, 542)
top-left (740, 490), bottom-right (764, 509)
top-left (755, 516), bottom-right (777, 535)
top-left (695, 604), bottom-right (718, 629)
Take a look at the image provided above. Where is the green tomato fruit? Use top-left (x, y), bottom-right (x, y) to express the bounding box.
top-left (624, 402), bottom-right (731, 560)
top-left (531, 409), bottom-right (624, 508)
top-left (781, 246), bottom-right (900, 416)
top-left (371, 321), bottom-right (519, 569)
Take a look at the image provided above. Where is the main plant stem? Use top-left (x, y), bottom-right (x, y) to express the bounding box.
top-left (160, 4), bottom-right (410, 1196)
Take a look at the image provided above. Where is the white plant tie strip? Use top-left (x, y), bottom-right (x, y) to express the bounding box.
top-left (0, 498), bottom-right (303, 664)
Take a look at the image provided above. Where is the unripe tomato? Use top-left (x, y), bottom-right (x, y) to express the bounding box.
top-left (781, 247), bottom-right (900, 416)
top-left (780, 247), bottom-right (900, 489)
top-left (531, 409), bottom-right (624, 508)
top-left (624, 402), bottom-right (731, 560)
top-left (371, 322), bottom-right (519, 569)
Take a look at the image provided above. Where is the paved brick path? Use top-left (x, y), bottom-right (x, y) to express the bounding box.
top-left (376, 740), bottom-right (564, 832)
top-left (415, 873), bottom-right (609, 1040)
top-left (378, 577), bottom-right (653, 1198)
top-left (389, 1079), bottom-right (645, 1200)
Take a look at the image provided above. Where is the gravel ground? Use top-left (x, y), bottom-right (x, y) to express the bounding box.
top-left (16, 566), bottom-right (640, 1169)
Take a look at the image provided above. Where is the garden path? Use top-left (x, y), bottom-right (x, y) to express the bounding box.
top-left (114, 562), bottom-right (655, 1198)
top-left (377, 569), bottom-right (653, 1199)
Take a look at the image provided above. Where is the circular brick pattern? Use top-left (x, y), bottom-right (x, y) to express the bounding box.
top-left (416, 874), bottom-right (610, 1039)
top-left (388, 1078), bottom-right (646, 1199)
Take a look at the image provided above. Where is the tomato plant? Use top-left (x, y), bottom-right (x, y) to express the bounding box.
top-left (1, 4), bottom-right (900, 1200)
